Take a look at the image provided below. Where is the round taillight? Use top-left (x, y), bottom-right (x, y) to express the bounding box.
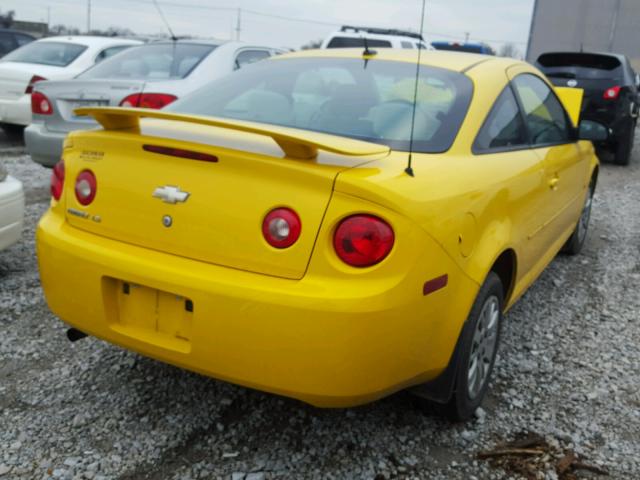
top-left (74, 170), bottom-right (97, 206)
top-left (50, 160), bottom-right (65, 201)
top-left (334, 215), bottom-right (394, 267)
top-left (262, 208), bottom-right (301, 248)
top-left (31, 91), bottom-right (53, 115)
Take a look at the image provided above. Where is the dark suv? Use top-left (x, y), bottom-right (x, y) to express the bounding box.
top-left (0, 29), bottom-right (35, 57)
top-left (536, 51), bottom-right (639, 165)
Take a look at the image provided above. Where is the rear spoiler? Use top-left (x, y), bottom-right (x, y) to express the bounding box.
top-left (74, 107), bottom-right (390, 160)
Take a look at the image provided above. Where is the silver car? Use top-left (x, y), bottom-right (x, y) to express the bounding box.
top-left (25, 40), bottom-right (282, 167)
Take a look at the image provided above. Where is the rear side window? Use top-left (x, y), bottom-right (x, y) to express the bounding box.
top-left (79, 43), bottom-right (216, 80)
top-left (95, 45), bottom-right (131, 63)
top-left (2, 41), bottom-right (87, 67)
top-left (234, 50), bottom-right (270, 70)
top-left (537, 53), bottom-right (622, 80)
top-left (512, 74), bottom-right (571, 146)
top-left (326, 37), bottom-right (392, 48)
top-left (474, 87), bottom-right (527, 152)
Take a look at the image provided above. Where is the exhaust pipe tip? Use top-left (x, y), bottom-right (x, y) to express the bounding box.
top-left (67, 328), bottom-right (88, 342)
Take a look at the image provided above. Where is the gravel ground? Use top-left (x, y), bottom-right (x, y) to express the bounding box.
top-left (0, 126), bottom-right (639, 480)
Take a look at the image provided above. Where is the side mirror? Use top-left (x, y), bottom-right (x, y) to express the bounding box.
top-left (578, 120), bottom-right (609, 142)
top-left (635, 73), bottom-right (640, 89)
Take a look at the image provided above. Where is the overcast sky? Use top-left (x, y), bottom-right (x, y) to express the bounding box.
top-left (3, 0), bottom-right (535, 53)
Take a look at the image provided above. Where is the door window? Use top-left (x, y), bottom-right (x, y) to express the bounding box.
top-left (512, 74), bottom-right (571, 146)
top-left (474, 86), bottom-right (528, 152)
top-left (234, 50), bottom-right (270, 70)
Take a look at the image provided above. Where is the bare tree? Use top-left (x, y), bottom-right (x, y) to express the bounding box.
top-left (300, 39), bottom-right (322, 50)
top-left (498, 42), bottom-right (521, 59)
top-left (0, 9), bottom-right (15, 28)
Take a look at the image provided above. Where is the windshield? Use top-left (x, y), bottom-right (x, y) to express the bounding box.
top-left (79, 43), bottom-right (216, 80)
top-left (168, 57), bottom-right (473, 153)
top-left (537, 53), bottom-right (623, 80)
top-left (2, 41), bottom-right (87, 67)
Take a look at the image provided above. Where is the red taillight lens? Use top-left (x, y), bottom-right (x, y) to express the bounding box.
top-left (25, 75), bottom-right (46, 94)
top-left (50, 161), bottom-right (65, 201)
top-left (262, 208), bottom-right (301, 248)
top-left (119, 93), bottom-right (177, 109)
top-left (74, 170), bottom-right (97, 206)
top-left (31, 91), bottom-right (53, 115)
top-left (334, 215), bottom-right (394, 267)
top-left (603, 86), bottom-right (621, 100)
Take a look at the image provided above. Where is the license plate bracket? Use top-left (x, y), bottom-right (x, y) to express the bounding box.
top-left (104, 278), bottom-right (193, 353)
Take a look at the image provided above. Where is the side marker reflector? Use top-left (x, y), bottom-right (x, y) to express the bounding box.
top-left (423, 274), bottom-right (448, 296)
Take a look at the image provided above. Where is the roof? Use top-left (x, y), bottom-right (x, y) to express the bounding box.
top-left (37, 36), bottom-right (142, 47)
top-left (276, 48), bottom-right (519, 73)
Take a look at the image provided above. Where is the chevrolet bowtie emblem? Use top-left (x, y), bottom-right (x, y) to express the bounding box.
top-left (152, 186), bottom-right (190, 204)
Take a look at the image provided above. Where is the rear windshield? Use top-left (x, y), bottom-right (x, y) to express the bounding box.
top-left (79, 43), bottom-right (216, 80)
top-left (326, 37), bottom-right (392, 48)
top-left (168, 57), bottom-right (473, 154)
top-left (2, 41), bottom-right (87, 67)
top-left (537, 53), bottom-right (622, 80)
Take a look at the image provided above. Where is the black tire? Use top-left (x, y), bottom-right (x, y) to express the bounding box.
top-left (0, 123), bottom-right (25, 142)
top-left (613, 121), bottom-right (635, 165)
top-left (562, 179), bottom-right (595, 255)
top-left (445, 272), bottom-right (504, 421)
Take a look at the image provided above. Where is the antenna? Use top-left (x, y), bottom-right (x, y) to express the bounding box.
top-left (362, 36), bottom-right (377, 56)
top-left (152, 0), bottom-right (177, 41)
top-left (405, 0), bottom-right (427, 177)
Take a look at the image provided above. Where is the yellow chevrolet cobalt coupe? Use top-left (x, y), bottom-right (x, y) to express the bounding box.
top-left (37, 49), bottom-right (604, 420)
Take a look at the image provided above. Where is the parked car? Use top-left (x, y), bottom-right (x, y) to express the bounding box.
top-left (0, 162), bottom-right (24, 252)
top-left (37, 49), bottom-right (603, 420)
top-left (536, 51), bottom-right (639, 165)
top-left (0, 36), bottom-right (141, 130)
top-left (431, 41), bottom-right (495, 55)
top-left (321, 25), bottom-right (433, 50)
top-left (26, 40), bottom-right (283, 167)
top-left (0, 28), bottom-right (35, 57)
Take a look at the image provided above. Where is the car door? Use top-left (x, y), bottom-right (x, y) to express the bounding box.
top-left (472, 83), bottom-right (550, 278)
top-left (510, 70), bottom-right (587, 248)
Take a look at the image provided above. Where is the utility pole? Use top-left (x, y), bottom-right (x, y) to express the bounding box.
top-left (235, 8), bottom-right (241, 41)
top-left (87, 0), bottom-right (91, 33)
top-left (46, 7), bottom-right (51, 29)
top-left (464, 31), bottom-right (469, 42)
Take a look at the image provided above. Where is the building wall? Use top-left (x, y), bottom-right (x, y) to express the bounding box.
top-left (527, 0), bottom-right (640, 70)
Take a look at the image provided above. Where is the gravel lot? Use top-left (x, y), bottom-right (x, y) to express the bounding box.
top-left (1, 126), bottom-right (639, 480)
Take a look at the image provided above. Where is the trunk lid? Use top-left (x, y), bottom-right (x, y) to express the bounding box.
top-left (0, 62), bottom-right (69, 100)
top-left (36, 79), bottom-right (145, 133)
top-left (63, 109), bottom-right (389, 279)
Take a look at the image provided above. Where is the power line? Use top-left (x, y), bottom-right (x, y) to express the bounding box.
top-left (23, 0), bottom-right (529, 47)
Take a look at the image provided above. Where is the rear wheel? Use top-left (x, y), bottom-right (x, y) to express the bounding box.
top-left (562, 180), bottom-right (594, 255)
top-left (613, 120), bottom-right (635, 165)
top-left (445, 272), bottom-right (503, 421)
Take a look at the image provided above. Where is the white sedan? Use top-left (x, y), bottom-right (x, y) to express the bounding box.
top-left (0, 36), bottom-right (141, 128)
top-left (26, 40), bottom-right (283, 166)
top-left (0, 163), bottom-right (23, 252)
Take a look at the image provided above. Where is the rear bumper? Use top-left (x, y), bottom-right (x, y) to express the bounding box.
top-left (37, 209), bottom-right (478, 407)
top-left (25, 123), bottom-right (65, 167)
top-left (0, 176), bottom-right (24, 251)
top-left (0, 94), bottom-right (30, 126)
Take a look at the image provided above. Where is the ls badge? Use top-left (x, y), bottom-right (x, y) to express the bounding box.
top-left (152, 186), bottom-right (190, 204)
